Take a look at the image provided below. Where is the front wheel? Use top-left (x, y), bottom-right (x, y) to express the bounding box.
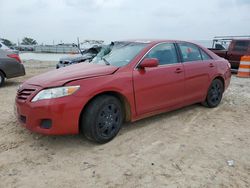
top-left (0, 71), bottom-right (5, 87)
top-left (81, 95), bottom-right (123, 144)
top-left (202, 79), bottom-right (224, 108)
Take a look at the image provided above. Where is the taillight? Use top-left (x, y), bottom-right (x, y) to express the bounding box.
top-left (7, 54), bottom-right (22, 63)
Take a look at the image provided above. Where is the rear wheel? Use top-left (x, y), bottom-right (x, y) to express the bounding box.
top-left (81, 95), bottom-right (123, 144)
top-left (203, 79), bottom-right (224, 108)
top-left (0, 71), bottom-right (5, 87)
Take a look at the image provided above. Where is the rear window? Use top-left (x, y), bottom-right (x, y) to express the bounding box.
top-left (233, 41), bottom-right (250, 52)
top-left (200, 49), bottom-right (212, 60)
top-left (178, 43), bottom-right (202, 62)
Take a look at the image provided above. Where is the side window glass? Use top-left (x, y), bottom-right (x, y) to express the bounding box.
top-left (145, 43), bottom-right (178, 65)
top-left (0, 43), bottom-right (2, 48)
top-left (178, 43), bottom-right (202, 62)
top-left (200, 49), bottom-right (212, 60)
top-left (233, 41), bottom-right (249, 52)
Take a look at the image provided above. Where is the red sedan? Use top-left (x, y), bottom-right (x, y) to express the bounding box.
top-left (15, 40), bottom-right (231, 143)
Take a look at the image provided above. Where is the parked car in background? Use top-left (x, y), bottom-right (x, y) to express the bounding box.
top-left (15, 40), bottom-right (231, 143)
top-left (0, 41), bottom-right (11, 50)
top-left (0, 42), bottom-right (25, 87)
top-left (56, 45), bottom-right (102, 69)
top-left (15, 45), bottom-right (35, 52)
top-left (209, 36), bottom-right (250, 70)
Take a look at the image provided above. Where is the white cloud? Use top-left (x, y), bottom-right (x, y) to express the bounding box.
top-left (0, 0), bottom-right (249, 44)
top-left (94, 0), bottom-right (125, 8)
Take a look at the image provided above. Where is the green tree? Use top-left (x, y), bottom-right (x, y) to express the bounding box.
top-left (0, 38), bottom-right (14, 47)
top-left (21, 37), bottom-right (38, 45)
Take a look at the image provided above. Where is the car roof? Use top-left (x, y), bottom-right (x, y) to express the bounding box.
top-left (232, 39), bottom-right (250, 41)
top-left (116, 39), bottom-right (198, 45)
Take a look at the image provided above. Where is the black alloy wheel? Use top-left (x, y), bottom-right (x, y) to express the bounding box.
top-left (204, 79), bottom-right (224, 108)
top-left (81, 95), bottom-right (123, 143)
top-left (96, 103), bottom-right (121, 139)
top-left (0, 71), bottom-right (5, 87)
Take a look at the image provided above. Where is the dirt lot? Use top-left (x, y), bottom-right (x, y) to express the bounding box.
top-left (0, 60), bottom-right (250, 188)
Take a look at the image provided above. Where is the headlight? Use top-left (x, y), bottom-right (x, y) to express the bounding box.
top-left (32, 86), bottom-right (80, 102)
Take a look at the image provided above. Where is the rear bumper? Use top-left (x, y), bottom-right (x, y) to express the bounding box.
top-left (6, 64), bottom-right (25, 78)
top-left (15, 95), bottom-right (85, 135)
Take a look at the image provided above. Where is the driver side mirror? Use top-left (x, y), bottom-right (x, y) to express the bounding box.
top-left (139, 58), bottom-right (159, 69)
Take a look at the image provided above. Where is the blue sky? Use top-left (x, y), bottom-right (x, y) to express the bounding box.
top-left (0, 0), bottom-right (249, 44)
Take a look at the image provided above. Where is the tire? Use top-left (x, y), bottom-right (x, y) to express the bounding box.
top-left (81, 95), bottom-right (123, 144)
top-left (0, 71), bottom-right (5, 87)
top-left (202, 79), bottom-right (224, 108)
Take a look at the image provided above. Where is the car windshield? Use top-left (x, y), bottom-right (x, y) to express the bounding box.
top-left (92, 42), bottom-right (147, 67)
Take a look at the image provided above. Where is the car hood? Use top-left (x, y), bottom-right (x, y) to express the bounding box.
top-left (26, 63), bottom-right (119, 87)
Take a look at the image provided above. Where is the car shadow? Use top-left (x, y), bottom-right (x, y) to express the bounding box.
top-left (1, 80), bottom-right (22, 88)
top-left (120, 104), bottom-right (201, 134)
top-left (24, 103), bottom-right (203, 148)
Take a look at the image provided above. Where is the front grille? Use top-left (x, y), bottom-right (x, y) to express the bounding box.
top-left (17, 89), bottom-right (36, 101)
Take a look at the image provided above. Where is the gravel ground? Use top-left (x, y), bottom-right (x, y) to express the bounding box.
top-left (0, 60), bottom-right (250, 188)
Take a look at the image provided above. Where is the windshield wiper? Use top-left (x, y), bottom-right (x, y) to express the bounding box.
top-left (102, 57), bottom-right (110, 65)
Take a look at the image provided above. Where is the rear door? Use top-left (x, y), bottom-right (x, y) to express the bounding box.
top-left (177, 42), bottom-right (216, 104)
top-left (133, 43), bottom-right (185, 115)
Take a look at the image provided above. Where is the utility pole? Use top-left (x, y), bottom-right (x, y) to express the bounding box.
top-left (77, 37), bottom-right (80, 48)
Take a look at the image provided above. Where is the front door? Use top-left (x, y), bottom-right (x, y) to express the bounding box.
top-left (133, 43), bottom-right (185, 116)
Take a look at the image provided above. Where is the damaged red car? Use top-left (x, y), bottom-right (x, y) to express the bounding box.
top-left (15, 40), bottom-right (231, 143)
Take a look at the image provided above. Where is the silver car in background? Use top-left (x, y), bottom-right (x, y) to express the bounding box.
top-left (0, 42), bottom-right (25, 87)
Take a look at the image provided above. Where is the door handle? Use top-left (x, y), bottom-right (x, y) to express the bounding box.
top-left (175, 68), bottom-right (183, 73)
top-left (209, 63), bottom-right (215, 68)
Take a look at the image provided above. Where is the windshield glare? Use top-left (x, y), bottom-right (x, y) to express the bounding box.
top-left (92, 42), bottom-right (147, 67)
